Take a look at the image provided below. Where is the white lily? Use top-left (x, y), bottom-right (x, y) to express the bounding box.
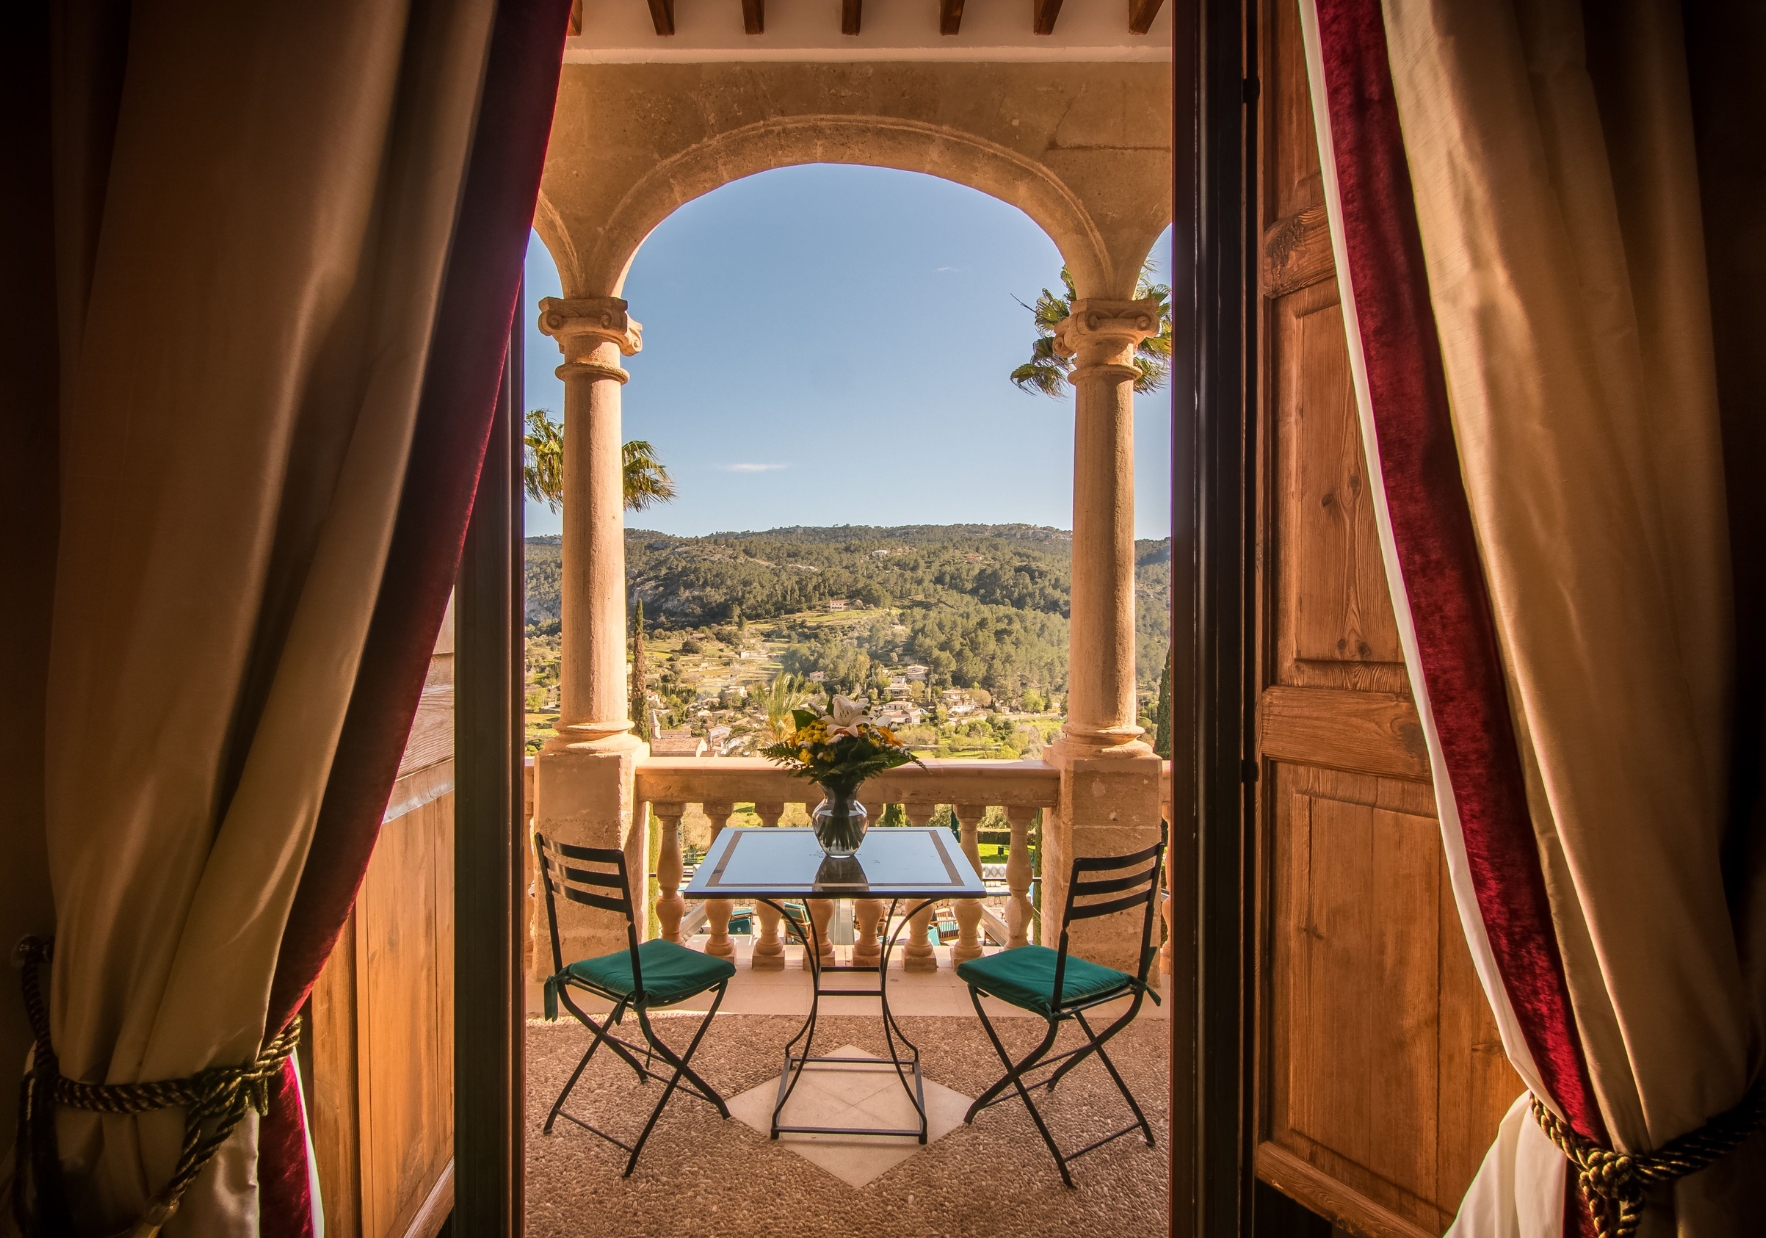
top-left (825, 695), bottom-right (870, 740)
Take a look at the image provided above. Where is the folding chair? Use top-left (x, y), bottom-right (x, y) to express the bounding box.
top-left (955, 823), bottom-right (1166, 1186)
top-left (534, 831), bottom-right (737, 1176)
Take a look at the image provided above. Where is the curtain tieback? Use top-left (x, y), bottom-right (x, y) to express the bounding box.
top-left (12, 936), bottom-right (301, 1238)
top-left (1529, 1081), bottom-right (1765, 1238)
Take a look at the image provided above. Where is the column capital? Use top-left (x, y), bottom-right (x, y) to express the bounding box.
top-left (1053, 297), bottom-right (1162, 373)
top-left (537, 296), bottom-right (643, 367)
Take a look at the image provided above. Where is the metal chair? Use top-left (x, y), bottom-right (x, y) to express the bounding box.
top-left (534, 831), bottom-right (736, 1176)
top-left (955, 823), bottom-right (1167, 1186)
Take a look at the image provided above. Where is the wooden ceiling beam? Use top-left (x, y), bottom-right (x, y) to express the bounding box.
top-left (842, 0), bottom-right (861, 35)
top-left (646, 0), bottom-right (675, 36)
top-left (1128, 0), bottom-right (1165, 34)
top-left (742, 0), bottom-right (764, 35)
top-left (1032, 0), bottom-right (1064, 36)
top-left (940, 0), bottom-right (964, 35)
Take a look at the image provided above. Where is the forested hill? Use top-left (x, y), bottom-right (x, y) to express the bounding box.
top-left (525, 525), bottom-right (1171, 696)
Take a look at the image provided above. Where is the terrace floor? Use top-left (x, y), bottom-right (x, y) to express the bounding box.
top-left (523, 940), bottom-right (1171, 1238)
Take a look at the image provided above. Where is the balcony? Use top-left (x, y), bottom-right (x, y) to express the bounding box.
top-left (519, 755), bottom-right (1173, 1236)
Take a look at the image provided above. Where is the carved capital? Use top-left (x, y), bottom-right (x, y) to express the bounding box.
top-left (536, 296), bottom-right (643, 367)
top-left (1053, 297), bottom-right (1162, 372)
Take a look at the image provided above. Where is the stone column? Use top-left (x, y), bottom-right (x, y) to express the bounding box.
top-left (532, 297), bottom-right (646, 967)
top-left (539, 296), bottom-right (642, 751)
top-left (1044, 298), bottom-right (1166, 976)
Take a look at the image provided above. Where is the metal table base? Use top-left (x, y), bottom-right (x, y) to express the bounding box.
top-left (761, 894), bottom-right (938, 1143)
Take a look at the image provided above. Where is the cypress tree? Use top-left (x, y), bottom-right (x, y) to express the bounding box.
top-left (1153, 644), bottom-right (1173, 759)
top-left (631, 599), bottom-right (651, 741)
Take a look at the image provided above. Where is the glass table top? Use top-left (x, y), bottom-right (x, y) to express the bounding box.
top-left (682, 827), bottom-right (985, 900)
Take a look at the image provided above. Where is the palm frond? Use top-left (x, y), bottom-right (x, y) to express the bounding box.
top-left (622, 439), bottom-right (677, 512)
top-left (523, 416), bottom-right (679, 514)
top-left (523, 409), bottom-right (564, 511)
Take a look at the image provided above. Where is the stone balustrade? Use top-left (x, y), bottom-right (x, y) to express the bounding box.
top-left (632, 757), bottom-right (1059, 972)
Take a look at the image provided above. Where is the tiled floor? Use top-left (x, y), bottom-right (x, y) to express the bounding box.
top-left (723, 1044), bottom-right (973, 1187)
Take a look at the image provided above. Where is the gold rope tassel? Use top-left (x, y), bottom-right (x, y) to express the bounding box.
top-left (1530, 1081), bottom-right (1765, 1238)
top-left (14, 936), bottom-right (300, 1238)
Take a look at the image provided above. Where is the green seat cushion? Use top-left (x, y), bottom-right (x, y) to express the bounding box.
top-left (566, 939), bottom-right (736, 1007)
top-left (956, 945), bottom-right (1133, 1016)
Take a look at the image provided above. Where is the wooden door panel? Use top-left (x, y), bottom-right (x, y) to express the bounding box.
top-left (1274, 281), bottom-right (1407, 694)
top-left (1268, 766), bottom-right (1445, 1234)
top-left (357, 795), bottom-right (453, 1238)
top-left (1255, 1), bottom-right (1520, 1234)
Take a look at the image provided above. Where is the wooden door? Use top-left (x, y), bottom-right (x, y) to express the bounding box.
top-left (1251, 5), bottom-right (1519, 1235)
top-left (305, 604), bottom-right (456, 1238)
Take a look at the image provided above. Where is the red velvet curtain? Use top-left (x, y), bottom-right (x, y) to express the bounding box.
top-left (1306, 2), bottom-right (1603, 1228)
top-left (1304, 0), bottom-right (1762, 1233)
top-left (258, 1), bottom-right (573, 1232)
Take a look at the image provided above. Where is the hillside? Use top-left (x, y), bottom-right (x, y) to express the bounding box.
top-left (525, 525), bottom-right (1170, 700)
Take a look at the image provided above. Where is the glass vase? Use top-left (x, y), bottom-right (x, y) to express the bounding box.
top-left (810, 785), bottom-right (868, 858)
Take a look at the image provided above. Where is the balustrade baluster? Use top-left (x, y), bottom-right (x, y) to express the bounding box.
top-left (654, 801), bottom-right (686, 944)
top-left (803, 898), bottom-right (835, 969)
top-left (750, 801), bottom-right (787, 969)
top-left (953, 802), bottom-right (987, 962)
top-left (700, 801), bottom-right (737, 962)
top-left (901, 802), bottom-right (940, 971)
top-left (1006, 805), bottom-right (1036, 950)
top-left (853, 897), bottom-right (883, 968)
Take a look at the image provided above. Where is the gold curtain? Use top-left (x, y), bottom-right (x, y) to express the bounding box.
top-left (43, 1), bottom-right (495, 1231)
top-left (1376, 0), bottom-right (1760, 1233)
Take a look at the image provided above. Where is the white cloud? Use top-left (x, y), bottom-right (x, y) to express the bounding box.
top-left (719, 462), bottom-right (788, 473)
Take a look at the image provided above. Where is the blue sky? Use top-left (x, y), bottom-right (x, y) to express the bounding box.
top-left (522, 164), bottom-right (1172, 541)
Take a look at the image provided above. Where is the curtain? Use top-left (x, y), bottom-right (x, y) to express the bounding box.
top-left (1299, 0), bottom-right (1764, 1235)
top-left (24, 1), bottom-right (569, 1235)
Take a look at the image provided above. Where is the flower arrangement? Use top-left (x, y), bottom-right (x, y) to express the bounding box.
top-left (759, 695), bottom-right (923, 796)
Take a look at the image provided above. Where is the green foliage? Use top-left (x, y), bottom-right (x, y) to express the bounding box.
top-left (758, 673), bottom-right (811, 743)
top-left (524, 524), bottom-right (1174, 702)
top-left (758, 704), bottom-right (924, 796)
top-left (1009, 264), bottom-right (1174, 398)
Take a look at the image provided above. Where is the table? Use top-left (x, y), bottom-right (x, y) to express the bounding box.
top-left (682, 826), bottom-right (985, 1142)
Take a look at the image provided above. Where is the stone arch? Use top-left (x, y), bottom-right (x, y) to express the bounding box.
top-left (537, 114), bottom-right (1118, 299)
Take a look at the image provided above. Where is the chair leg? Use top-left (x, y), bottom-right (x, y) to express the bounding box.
top-left (1072, 1009), bottom-right (1155, 1147)
top-left (962, 987), bottom-right (1073, 1187)
top-left (1044, 995), bottom-right (1137, 1092)
top-left (544, 1033), bottom-right (604, 1135)
top-left (657, 981), bottom-right (732, 1120)
top-left (621, 986), bottom-right (731, 1177)
top-left (560, 990), bottom-right (649, 1085)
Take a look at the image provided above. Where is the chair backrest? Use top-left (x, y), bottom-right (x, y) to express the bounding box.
top-left (533, 831), bottom-right (642, 992)
top-left (1052, 821), bottom-right (1168, 1004)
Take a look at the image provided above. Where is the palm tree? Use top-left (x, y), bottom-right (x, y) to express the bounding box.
top-left (758, 673), bottom-right (810, 744)
top-left (522, 409), bottom-right (677, 513)
top-left (1009, 263), bottom-right (1173, 397)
